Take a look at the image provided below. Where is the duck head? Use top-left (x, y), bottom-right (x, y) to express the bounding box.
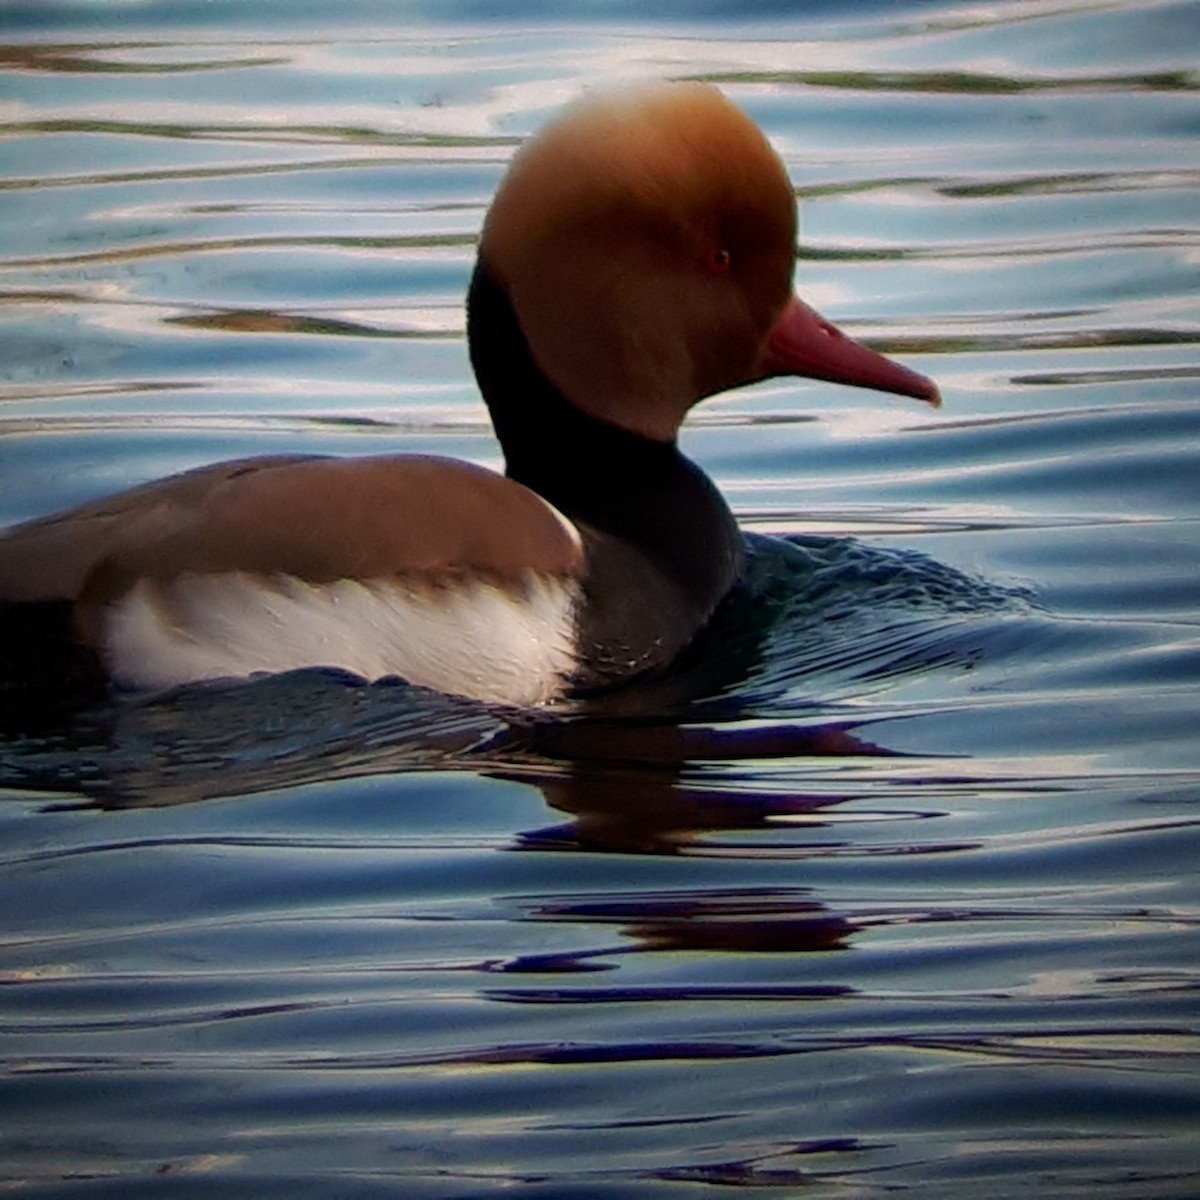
top-left (475, 82), bottom-right (938, 444)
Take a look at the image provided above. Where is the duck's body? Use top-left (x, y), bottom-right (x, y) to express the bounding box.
top-left (0, 84), bottom-right (937, 707)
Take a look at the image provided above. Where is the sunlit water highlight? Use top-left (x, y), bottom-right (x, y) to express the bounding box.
top-left (2, 1), bottom-right (1199, 1195)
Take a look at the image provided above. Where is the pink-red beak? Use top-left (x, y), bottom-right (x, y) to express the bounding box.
top-left (760, 296), bottom-right (940, 407)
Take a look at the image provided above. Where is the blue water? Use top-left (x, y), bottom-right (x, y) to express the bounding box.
top-left (2, 1), bottom-right (1199, 1195)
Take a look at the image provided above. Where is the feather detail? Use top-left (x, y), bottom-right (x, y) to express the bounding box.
top-left (97, 571), bottom-right (581, 707)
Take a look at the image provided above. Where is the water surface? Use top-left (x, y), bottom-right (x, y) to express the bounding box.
top-left (2, 1), bottom-right (1199, 1195)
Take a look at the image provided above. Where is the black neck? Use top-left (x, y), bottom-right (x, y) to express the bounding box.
top-left (466, 261), bottom-right (744, 609)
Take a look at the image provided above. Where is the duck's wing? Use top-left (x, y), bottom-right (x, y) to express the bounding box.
top-left (0, 453), bottom-right (584, 605)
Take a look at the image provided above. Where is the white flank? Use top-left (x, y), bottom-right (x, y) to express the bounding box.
top-left (100, 571), bottom-right (581, 707)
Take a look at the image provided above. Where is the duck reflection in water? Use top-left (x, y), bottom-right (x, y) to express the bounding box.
top-left (10, 649), bottom-right (904, 850)
top-left (484, 888), bottom-right (861, 977)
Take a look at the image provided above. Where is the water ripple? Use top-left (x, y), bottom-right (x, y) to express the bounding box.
top-left (2, 3), bottom-right (1199, 1196)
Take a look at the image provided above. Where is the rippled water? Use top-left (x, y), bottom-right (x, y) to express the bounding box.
top-left (3, 1), bottom-right (1199, 1195)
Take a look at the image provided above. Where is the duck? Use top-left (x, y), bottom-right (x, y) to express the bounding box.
top-left (0, 83), bottom-right (938, 709)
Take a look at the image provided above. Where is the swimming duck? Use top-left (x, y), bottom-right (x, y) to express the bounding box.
top-left (0, 83), bottom-right (938, 708)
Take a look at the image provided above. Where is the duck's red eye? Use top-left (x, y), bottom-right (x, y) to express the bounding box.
top-left (704, 247), bottom-right (732, 275)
